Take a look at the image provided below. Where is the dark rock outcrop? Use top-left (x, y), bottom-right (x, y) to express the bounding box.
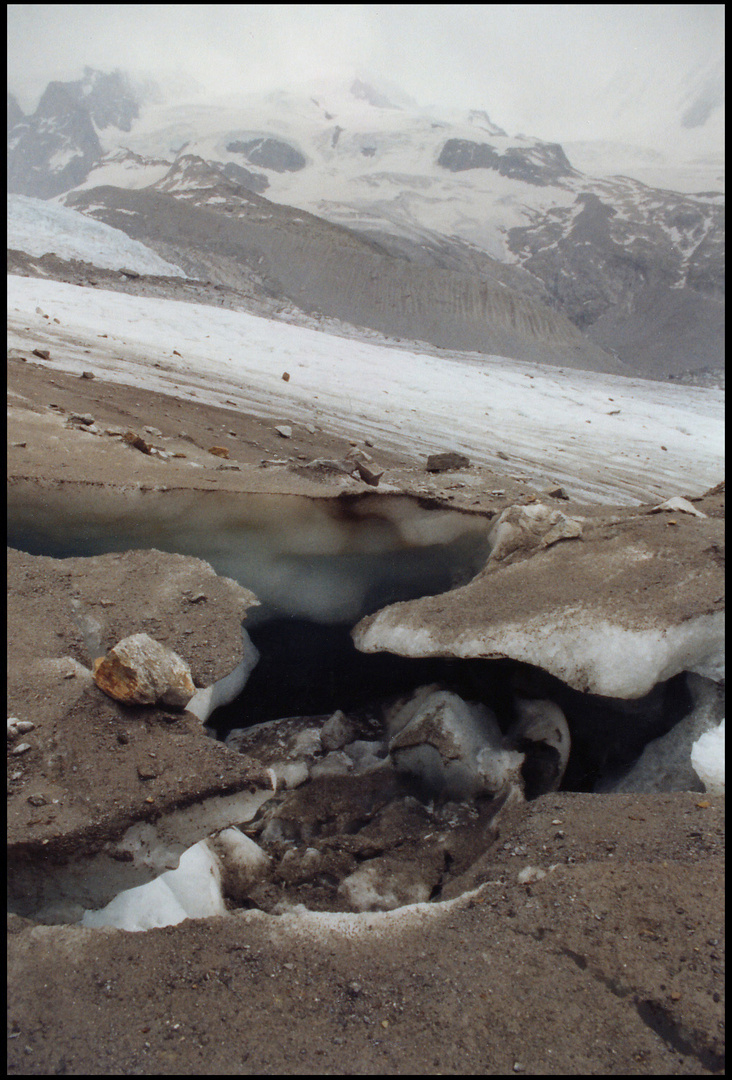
top-left (7, 91), bottom-right (24, 130)
top-left (508, 183), bottom-right (725, 377)
top-left (226, 137), bottom-right (306, 172)
top-left (67, 67), bottom-right (139, 132)
top-left (7, 67), bottom-right (139, 199)
top-left (438, 138), bottom-right (576, 185)
top-left (221, 160), bottom-right (269, 193)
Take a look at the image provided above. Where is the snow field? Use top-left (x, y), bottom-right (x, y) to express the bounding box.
top-left (7, 274), bottom-right (724, 506)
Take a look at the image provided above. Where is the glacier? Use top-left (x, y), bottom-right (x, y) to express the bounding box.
top-left (7, 194), bottom-right (185, 276)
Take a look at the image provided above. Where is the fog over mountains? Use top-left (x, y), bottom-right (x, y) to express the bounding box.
top-left (7, 68), bottom-right (725, 383)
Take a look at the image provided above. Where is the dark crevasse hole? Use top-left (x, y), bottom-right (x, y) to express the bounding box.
top-left (206, 617), bottom-right (488, 734)
top-left (208, 617), bottom-right (696, 794)
top-left (7, 489), bottom-right (698, 794)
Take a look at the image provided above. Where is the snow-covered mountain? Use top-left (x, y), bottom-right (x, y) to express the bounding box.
top-left (7, 68), bottom-right (140, 199)
top-left (7, 70), bottom-right (725, 383)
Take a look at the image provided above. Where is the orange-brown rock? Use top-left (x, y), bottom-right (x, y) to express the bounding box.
top-left (92, 633), bottom-right (196, 709)
top-left (208, 445), bottom-right (230, 458)
top-left (123, 430), bottom-right (152, 454)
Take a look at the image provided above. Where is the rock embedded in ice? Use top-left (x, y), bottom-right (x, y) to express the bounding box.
top-left (507, 698), bottom-right (570, 799)
top-left (488, 502), bottom-right (583, 562)
top-left (337, 851), bottom-right (442, 912)
top-left (541, 515), bottom-right (583, 548)
top-left (320, 709), bottom-right (357, 751)
top-left (541, 485), bottom-right (569, 500)
top-left (226, 716), bottom-right (327, 788)
top-left (387, 686), bottom-right (523, 801)
top-left (426, 452), bottom-right (470, 473)
top-left (354, 460), bottom-right (384, 486)
top-left (650, 497), bottom-right (707, 518)
top-left (92, 632), bottom-right (196, 708)
top-left (123, 429), bottom-right (155, 454)
top-left (310, 751), bottom-right (353, 778)
top-left (7, 718), bottom-right (35, 740)
top-left (344, 739), bottom-right (386, 772)
top-left (207, 827), bottom-right (271, 901)
top-left (517, 866), bottom-right (548, 885)
top-left (292, 457), bottom-right (353, 478)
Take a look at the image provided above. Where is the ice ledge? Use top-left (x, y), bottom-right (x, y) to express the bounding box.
top-left (187, 628), bottom-right (260, 723)
top-left (354, 609), bottom-right (725, 699)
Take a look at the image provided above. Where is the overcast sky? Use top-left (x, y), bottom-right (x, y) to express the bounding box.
top-left (7, 4), bottom-right (725, 159)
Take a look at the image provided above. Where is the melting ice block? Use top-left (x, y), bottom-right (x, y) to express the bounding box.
top-left (691, 720), bottom-right (725, 796)
top-left (81, 840), bottom-right (226, 931)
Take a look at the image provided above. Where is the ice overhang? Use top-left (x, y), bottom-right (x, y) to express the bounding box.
top-left (353, 512), bottom-right (725, 699)
top-left (354, 607), bottom-right (725, 699)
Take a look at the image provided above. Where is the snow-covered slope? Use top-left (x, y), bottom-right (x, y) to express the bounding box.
top-left (562, 141), bottom-right (725, 196)
top-left (7, 194), bottom-right (184, 276)
top-left (7, 274), bottom-right (724, 507)
top-left (74, 77), bottom-right (722, 261)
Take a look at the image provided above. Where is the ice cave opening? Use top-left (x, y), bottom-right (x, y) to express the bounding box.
top-left (209, 617), bottom-right (699, 794)
top-left (7, 484), bottom-right (724, 930)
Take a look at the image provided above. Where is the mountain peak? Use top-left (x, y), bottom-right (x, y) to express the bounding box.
top-left (467, 109), bottom-right (507, 138)
top-left (7, 91), bottom-right (25, 130)
top-left (349, 77), bottom-right (400, 110)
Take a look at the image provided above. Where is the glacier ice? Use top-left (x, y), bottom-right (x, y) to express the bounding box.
top-left (387, 686), bottom-right (525, 801)
top-left (356, 610), bottom-right (725, 700)
top-left (7, 194), bottom-right (185, 276)
top-left (691, 720), bottom-right (725, 795)
top-left (187, 628), bottom-right (260, 723)
top-left (81, 840), bottom-right (226, 931)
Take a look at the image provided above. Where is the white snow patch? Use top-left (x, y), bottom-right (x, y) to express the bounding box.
top-left (81, 840), bottom-right (226, 931)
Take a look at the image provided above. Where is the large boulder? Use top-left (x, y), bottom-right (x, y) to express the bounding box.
top-left (93, 633), bottom-right (196, 708)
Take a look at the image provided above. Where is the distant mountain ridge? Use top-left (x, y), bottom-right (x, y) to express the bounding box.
top-left (7, 69), bottom-right (725, 382)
